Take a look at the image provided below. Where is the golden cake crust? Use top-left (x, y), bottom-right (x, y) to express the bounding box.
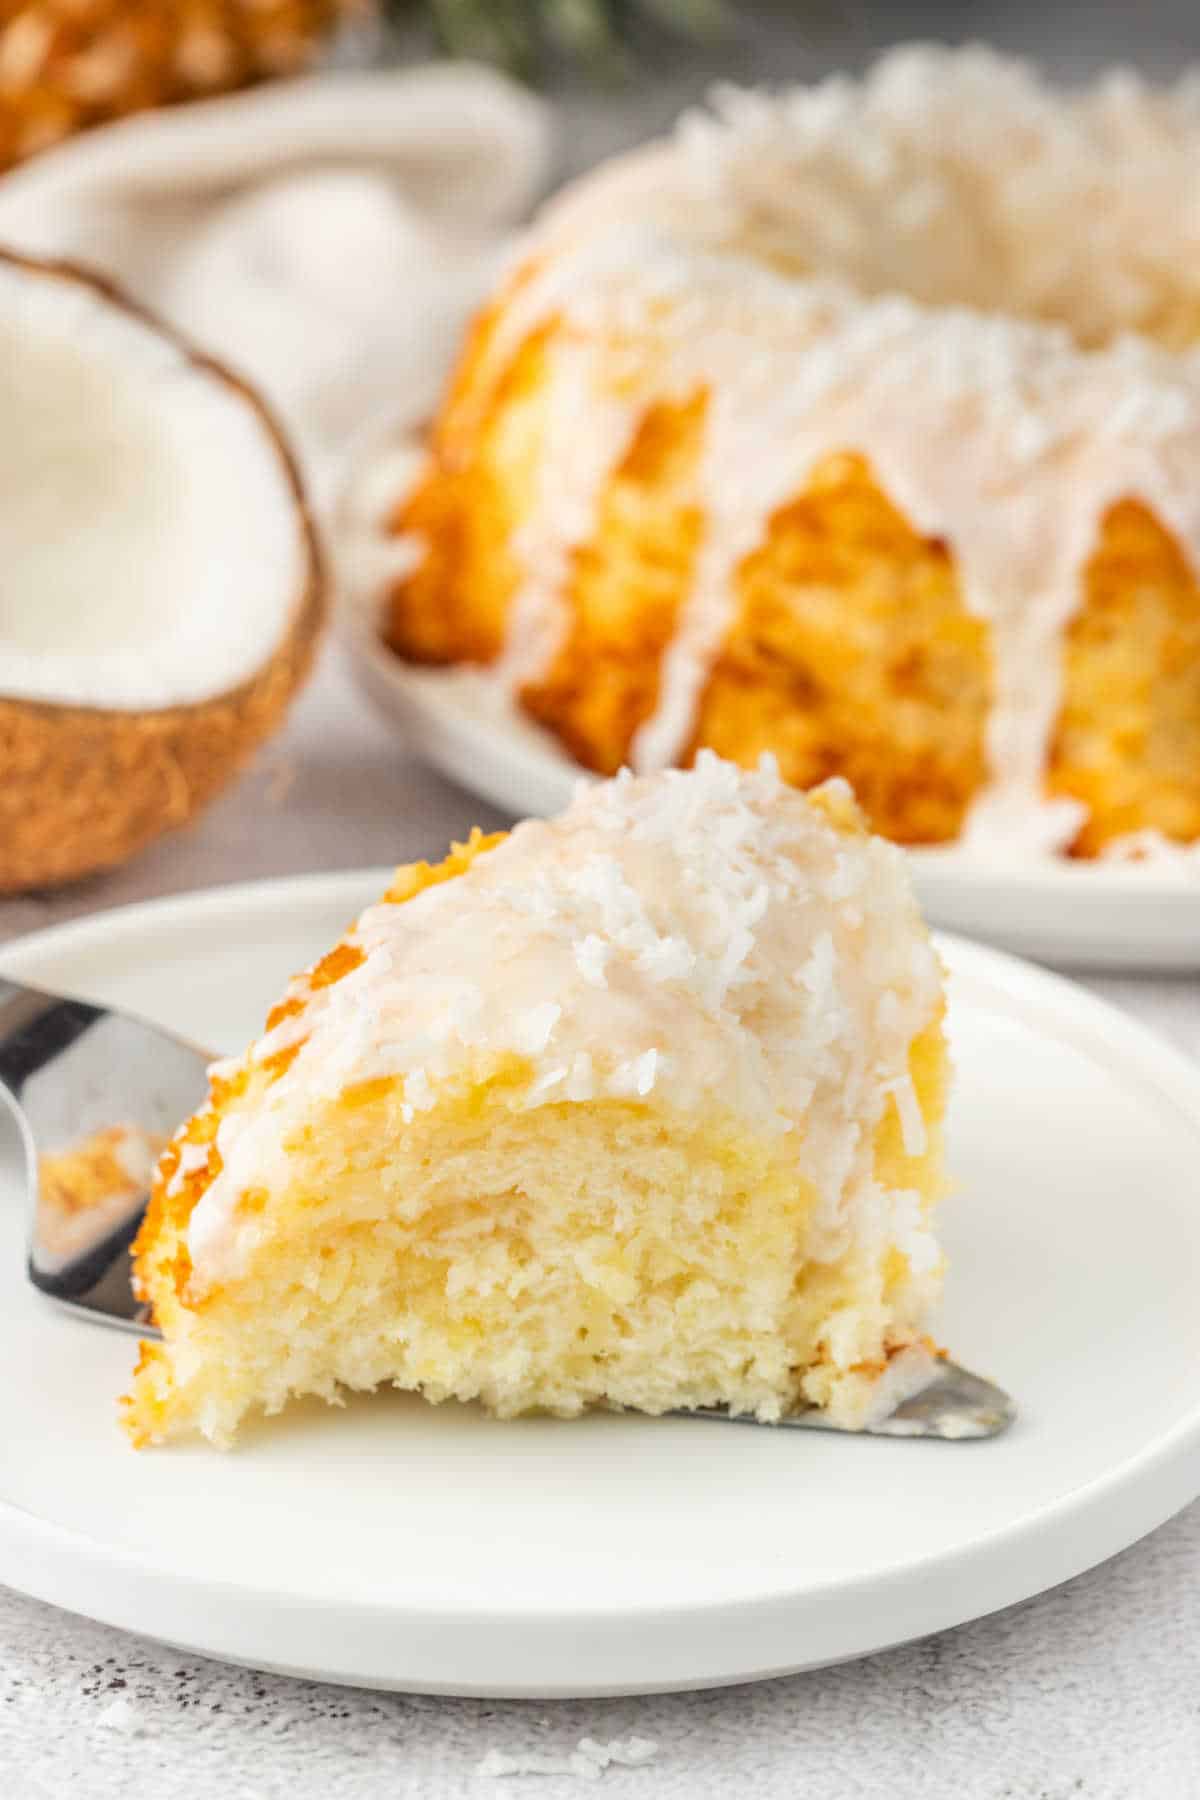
top-left (122, 828), bottom-right (505, 1446)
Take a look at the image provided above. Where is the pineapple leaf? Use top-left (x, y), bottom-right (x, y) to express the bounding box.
top-left (382, 0), bottom-right (740, 80)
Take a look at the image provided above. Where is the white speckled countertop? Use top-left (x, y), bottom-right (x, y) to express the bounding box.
top-left (0, 1491), bottom-right (1197, 1799)
top-left (4, 3), bottom-right (1200, 1785)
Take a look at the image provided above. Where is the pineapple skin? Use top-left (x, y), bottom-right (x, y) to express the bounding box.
top-left (0, 0), bottom-right (367, 169)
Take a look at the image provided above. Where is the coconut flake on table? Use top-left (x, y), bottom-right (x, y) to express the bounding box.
top-left (477, 1736), bottom-right (659, 1780)
top-left (95, 1695), bottom-right (151, 1737)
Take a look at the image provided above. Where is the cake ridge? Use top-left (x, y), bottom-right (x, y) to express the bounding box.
top-left (430, 211), bottom-right (1200, 852)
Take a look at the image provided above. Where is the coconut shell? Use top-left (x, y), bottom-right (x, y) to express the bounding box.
top-left (0, 249), bottom-right (325, 893)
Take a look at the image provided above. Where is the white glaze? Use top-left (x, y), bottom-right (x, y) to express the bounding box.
top-left (495, 343), bottom-right (638, 688)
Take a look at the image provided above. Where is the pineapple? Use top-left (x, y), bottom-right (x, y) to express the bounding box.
top-left (0, 0), bottom-right (367, 169)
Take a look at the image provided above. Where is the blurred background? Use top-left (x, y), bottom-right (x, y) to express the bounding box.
top-left (3, 0), bottom-right (1200, 943)
top-left (450, 0), bottom-right (1200, 175)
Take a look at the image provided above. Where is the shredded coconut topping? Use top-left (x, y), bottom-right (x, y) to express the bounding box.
top-left (672, 48), bottom-right (1200, 350)
top-left (185, 756), bottom-right (942, 1284)
top-left (379, 46), bottom-right (1200, 860)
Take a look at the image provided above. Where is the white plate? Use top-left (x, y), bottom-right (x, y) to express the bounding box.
top-left (2, 874), bottom-right (1200, 1698)
top-left (347, 625), bottom-right (1200, 972)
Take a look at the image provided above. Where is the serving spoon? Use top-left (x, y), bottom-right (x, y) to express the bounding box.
top-left (0, 974), bottom-right (1014, 1439)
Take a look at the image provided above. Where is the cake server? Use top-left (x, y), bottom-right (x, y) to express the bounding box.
top-left (0, 975), bottom-right (207, 1334)
top-left (0, 973), bottom-right (1014, 1438)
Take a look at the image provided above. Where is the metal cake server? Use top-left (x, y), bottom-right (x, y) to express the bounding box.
top-left (0, 974), bottom-right (1014, 1438)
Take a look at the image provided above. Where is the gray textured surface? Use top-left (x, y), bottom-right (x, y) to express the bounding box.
top-left (4, 4), bottom-right (1200, 1788)
top-left (0, 1493), bottom-right (1198, 1799)
top-left (0, 1423), bottom-right (1198, 1798)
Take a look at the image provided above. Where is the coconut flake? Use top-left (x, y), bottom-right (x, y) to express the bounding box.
top-left (611, 1048), bottom-right (663, 1098)
top-left (888, 1188), bottom-right (940, 1273)
top-left (95, 1696), bottom-right (151, 1738)
top-left (884, 1070), bottom-right (928, 1158)
top-left (513, 1002), bottom-right (562, 1056)
top-left (478, 1737), bottom-right (659, 1781)
top-left (574, 933), bottom-right (611, 986)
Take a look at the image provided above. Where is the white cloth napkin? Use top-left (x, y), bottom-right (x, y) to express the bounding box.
top-left (0, 65), bottom-right (552, 510)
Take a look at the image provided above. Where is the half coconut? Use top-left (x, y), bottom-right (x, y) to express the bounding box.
top-left (0, 247), bottom-right (323, 891)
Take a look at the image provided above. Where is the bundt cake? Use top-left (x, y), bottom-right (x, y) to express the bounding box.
top-left (375, 46), bottom-right (1200, 861)
top-left (123, 755), bottom-right (949, 1446)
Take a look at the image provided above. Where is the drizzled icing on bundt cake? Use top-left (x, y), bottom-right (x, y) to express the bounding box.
top-left (183, 755), bottom-right (942, 1286)
top-left (365, 46), bottom-right (1200, 859)
top-left (479, 231), bottom-right (1200, 852)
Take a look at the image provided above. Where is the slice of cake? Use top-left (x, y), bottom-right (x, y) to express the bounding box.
top-left (123, 755), bottom-right (949, 1447)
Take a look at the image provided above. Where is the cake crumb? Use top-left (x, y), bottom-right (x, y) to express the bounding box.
top-left (478, 1736), bottom-right (659, 1780)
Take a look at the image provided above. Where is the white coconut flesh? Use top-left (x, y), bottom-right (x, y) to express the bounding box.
top-left (0, 257), bottom-right (309, 713)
